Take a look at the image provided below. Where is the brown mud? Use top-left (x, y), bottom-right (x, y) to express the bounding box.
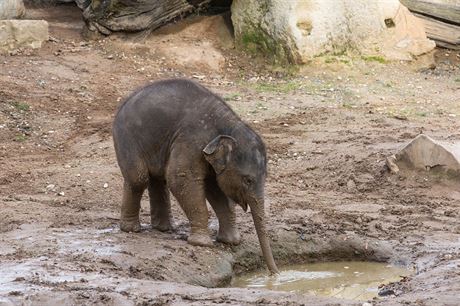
top-left (0, 4), bottom-right (459, 306)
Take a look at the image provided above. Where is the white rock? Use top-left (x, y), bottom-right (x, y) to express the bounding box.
top-left (386, 154), bottom-right (400, 174)
top-left (395, 134), bottom-right (460, 175)
top-left (0, 0), bottom-right (25, 20)
top-left (0, 20), bottom-right (49, 52)
top-left (103, 183), bottom-right (109, 188)
top-left (346, 179), bottom-right (357, 191)
top-left (231, 0), bottom-right (435, 62)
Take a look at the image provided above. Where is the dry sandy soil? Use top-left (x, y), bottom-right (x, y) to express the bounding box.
top-left (1, 4), bottom-right (459, 306)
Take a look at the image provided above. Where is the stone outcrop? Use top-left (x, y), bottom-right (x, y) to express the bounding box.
top-left (389, 134), bottom-right (460, 176)
top-left (0, 0), bottom-right (25, 20)
top-left (231, 0), bottom-right (436, 63)
top-left (0, 20), bottom-right (49, 52)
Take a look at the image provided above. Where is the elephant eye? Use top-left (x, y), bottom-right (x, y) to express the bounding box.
top-left (243, 176), bottom-right (254, 187)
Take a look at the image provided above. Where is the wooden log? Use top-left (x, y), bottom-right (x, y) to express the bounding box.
top-left (400, 0), bottom-right (460, 24)
top-left (84, 0), bottom-right (212, 34)
top-left (414, 12), bottom-right (460, 49)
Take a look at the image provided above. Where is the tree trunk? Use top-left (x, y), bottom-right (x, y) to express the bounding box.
top-left (400, 0), bottom-right (460, 49)
top-left (400, 0), bottom-right (460, 24)
top-left (83, 0), bottom-right (212, 34)
top-left (414, 13), bottom-right (460, 49)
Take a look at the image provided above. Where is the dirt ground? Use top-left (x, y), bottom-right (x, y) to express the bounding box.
top-left (1, 4), bottom-right (459, 306)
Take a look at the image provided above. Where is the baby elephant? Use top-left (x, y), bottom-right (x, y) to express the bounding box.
top-left (112, 79), bottom-right (278, 274)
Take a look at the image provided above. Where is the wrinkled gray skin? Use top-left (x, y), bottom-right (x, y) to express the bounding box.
top-left (112, 79), bottom-right (278, 274)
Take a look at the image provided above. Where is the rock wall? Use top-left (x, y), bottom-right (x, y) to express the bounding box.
top-left (231, 0), bottom-right (436, 63)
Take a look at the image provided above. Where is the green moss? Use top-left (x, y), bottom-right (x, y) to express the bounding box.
top-left (223, 93), bottom-right (241, 101)
top-left (361, 55), bottom-right (386, 64)
top-left (342, 102), bottom-right (355, 109)
top-left (324, 57), bottom-right (337, 64)
top-left (12, 102), bottom-right (30, 112)
top-left (15, 134), bottom-right (27, 142)
top-left (238, 27), bottom-right (293, 65)
top-left (251, 81), bottom-right (302, 93)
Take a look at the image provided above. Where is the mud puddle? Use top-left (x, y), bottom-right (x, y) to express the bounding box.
top-left (231, 261), bottom-right (413, 301)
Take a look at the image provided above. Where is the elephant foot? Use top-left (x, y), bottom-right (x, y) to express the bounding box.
top-left (152, 220), bottom-right (173, 232)
top-left (217, 229), bottom-right (241, 245)
top-left (120, 220), bottom-right (141, 233)
top-left (188, 233), bottom-right (213, 247)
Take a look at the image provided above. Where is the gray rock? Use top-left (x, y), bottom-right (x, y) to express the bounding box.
top-left (395, 134), bottom-right (460, 176)
top-left (0, 20), bottom-right (49, 52)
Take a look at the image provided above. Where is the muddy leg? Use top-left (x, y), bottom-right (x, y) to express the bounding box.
top-left (120, 181), bottom-right (145, 232)
top-left (206, 178), bottom-right (240, 245)
top-left (148, 177), bottom-right (173, 232)
top-left (167, 174), bottom-right (212, 246)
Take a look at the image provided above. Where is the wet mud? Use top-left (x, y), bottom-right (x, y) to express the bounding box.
top-left (0, 4), bottom-right (460, 306)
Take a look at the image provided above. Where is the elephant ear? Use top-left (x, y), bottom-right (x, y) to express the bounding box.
top-left (203, 135), bottom-right (236, 174)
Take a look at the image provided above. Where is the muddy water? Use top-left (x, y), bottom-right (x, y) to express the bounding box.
top-left (232, 261), bottom-right (412, 301)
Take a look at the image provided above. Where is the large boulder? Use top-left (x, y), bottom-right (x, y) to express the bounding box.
top-left (231, 0), bottom-right (436, 63)
top-left (387, 134), bottom-right (460, 177)
top-left (0, 20), bottom-right (49, 52)
top-left (0, 0), bottom-right (25, 20)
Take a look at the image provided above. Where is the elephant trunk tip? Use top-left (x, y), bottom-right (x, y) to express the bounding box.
top-left (249, 201), bottom-right (279, 276)
top-left (269, 266), bottom-right (280, 275)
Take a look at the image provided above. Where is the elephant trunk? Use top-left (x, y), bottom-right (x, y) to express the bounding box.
top-left (249, 199), bottom-right (279, 275)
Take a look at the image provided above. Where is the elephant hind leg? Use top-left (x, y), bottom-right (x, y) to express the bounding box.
top-left (148, 177), bottom-right (173, 232)
top-left (120, 181), bottom-right (146, 233)
top-left (205, 178), bottom-right (241, 245)
top-left (119, 158), bottom-right (149, 233)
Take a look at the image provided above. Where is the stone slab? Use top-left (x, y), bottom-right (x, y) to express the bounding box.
top-left (0, 20), bottom-right (49, 52)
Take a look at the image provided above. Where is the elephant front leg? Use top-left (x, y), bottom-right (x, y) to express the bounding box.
top-left (167, 173), bottom-right (213, 247)
top-left (120, 181), bottom-right (145, 233)
top-left (206, 178), bottom-right (241, 245)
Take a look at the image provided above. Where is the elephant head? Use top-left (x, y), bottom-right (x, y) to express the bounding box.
top-left (203, 134), bottom-right (279, 275)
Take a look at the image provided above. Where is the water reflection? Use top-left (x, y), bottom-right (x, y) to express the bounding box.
top-left (232, 261), bottom-right (412, 301)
